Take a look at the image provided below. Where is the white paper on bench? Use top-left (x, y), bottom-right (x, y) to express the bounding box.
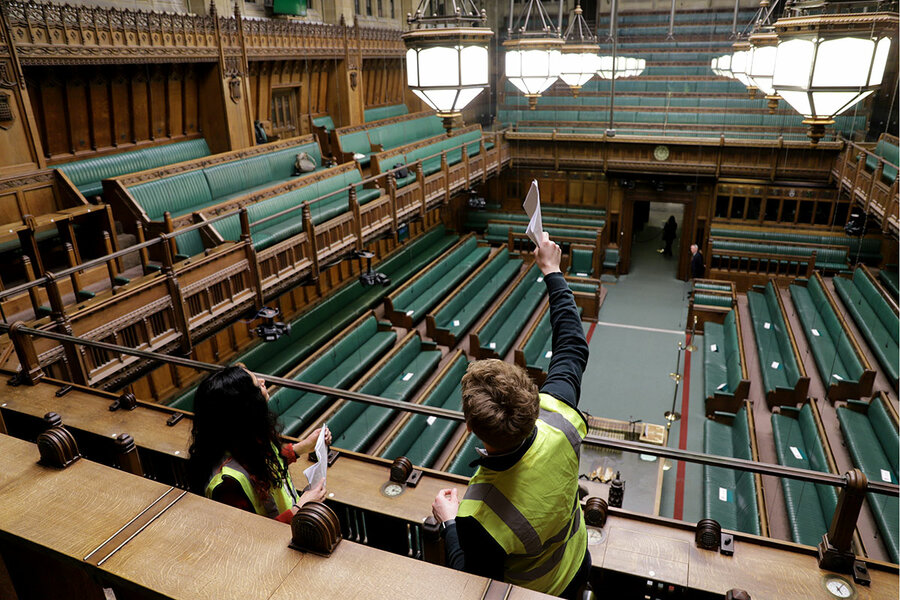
top-left (545, 350), bottom-right (553, 359)
top-left (710, 344), bottom-right (718, 352)
top-left (811, 328), bottom-right (820, 337)
top-left (406, 310), bottom-right (414, 316)
top-left (764, 322), bottom-right (771, 329)
top-left (790, 446), bottom-right (803, 460)
top-left (489, 342), bottom-right (496, 349)
top-left (402, 372), bottom-right (414, 382)
top-left (537, 276), bottom-right (544, 283)
top-left (452, 319), bottom-right (460, 327)
top-left (771, 361), bottom-right (780, 369)
top-left (577, 272), bottom-right (588, 277)
top-left (426, 416), bottom-right (437, 426)
top-left (881, 469), bottom-right (892, 483)
top-left (833, 373), bottom-right (844, 381)
top-left (716, 383), bottom-right (727, 391)
top-left (719, 487), bottom-right (729, 502)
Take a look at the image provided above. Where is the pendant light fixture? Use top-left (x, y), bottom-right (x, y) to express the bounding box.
top-left (729, 41), bottom-right (758, 98)
top-left (772, 9), bottom-right (896, 143)
top-left (747, 31), bottom-right (781, 113)
top-left (403, 0), bottom-right (493, 133)
top-left (596, 56), bottom-right (645, 79)
top-left (559, 3), bottom-right (600, 96)
top-left (504, 0), bottom-right (564, 109)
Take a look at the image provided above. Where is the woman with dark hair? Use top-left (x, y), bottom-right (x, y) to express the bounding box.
top-left (188, 365), bottom-right (330, 523)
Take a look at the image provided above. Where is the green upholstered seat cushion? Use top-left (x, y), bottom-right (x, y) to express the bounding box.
top-left (364, 104), bottom-right (409, 122)
top-left (703, 407), bottom-right (761, 535)
top-left (878, 267), bottom-right (898, 298)
top-left (603, 247), bottom-right (619, 268)
top-left (833, 274), bottom-right (899, 382)
top-left (312, 115), bottom-right (335, 131)
top-left (477, 264), bottom-right (547, 356)
top-left (447, 433), bottom-right (480, 476)
top-left (568, 248), bottom-right (594, 277)
top-left (790, 281), bottom-right (862, 384)
top-left (129, 171), bottom-right (214, 221)
top-left (524, 306), bottom-right (583, 372)
top-left (746, 290), bottom-right (789, 393)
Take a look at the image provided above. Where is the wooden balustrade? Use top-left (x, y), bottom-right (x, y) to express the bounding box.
top-left (831, 135), bottom-right (899, 236)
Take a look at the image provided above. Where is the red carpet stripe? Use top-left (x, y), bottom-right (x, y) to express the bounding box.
top-left (673, 332), bottom-right (692, 521)
top-left (586, 322), bottom-right (598, 344)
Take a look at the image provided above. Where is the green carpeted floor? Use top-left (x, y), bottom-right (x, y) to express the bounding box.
top-left (579, 210), bottom-right (707, 523)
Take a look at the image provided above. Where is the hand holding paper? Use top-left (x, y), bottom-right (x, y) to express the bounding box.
top-left (303, 426), bottom-right (329, 488)
top-left (523, 179), bottom-right (544, 246)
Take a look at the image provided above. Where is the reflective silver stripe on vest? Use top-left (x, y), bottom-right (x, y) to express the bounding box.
top-left (464, 483), bottom-right (543, 555)
top-left (539, 409), bottom-right (582, 456)
top-left (505, 503), bottom-right (584, 582)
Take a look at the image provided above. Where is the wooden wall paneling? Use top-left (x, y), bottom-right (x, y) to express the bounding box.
top-left (167, 64), bottom-right (184, 137)
top-left (64, 74), bottom-right (92, 155)
top-left (130, 68), bottom-right (150, 144)
top-left (34, 76), bottom-right (67, 158)
top-left (110, 69), bottom-right (132, 146)
top-left (149, 65), bottom-right (167, 141)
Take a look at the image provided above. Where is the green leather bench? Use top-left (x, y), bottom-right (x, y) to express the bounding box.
top-left (270, 315), bottom-right (397, 436)
top-left (465, 211), bottom-right (605, 232)
top-left (568, 247), bottom-right (595, 278)
top-left (836, 396), bottom-right (899, 563)
top-left (790, 277), bottom-right (866, 389)
top-left (328, 334), bottom-right (443, 453)
top-left (567, 280), bottom-right (599, 295)
top-left (379, 354), bottom-right (467, 468)
top-left (127, 138), bottom-right (323, 223)
top-left (703, 405), bottom-right (763, 535)
top-left (833, 269), bottom-right (899, 383)
top-left (473, 264), bottom-right (546, 358)
top-left (771, 403), bottom-right (838, 547)
top-left (865, 137), bottom-right (899, 184)
top-left (520, 305), bottom-right (584, 375)
top-left (388, 236), bottom-right (490, 325)
top-left (429, 249), bottom-right (522, 346)
top-left (336, 113), bottom-right (444, 167)
top-left (166, 226), bottom-right (456, 411)
top-left (484, 222), bottom-right (600, 244)
top-left (447, 433), bottom-right (481, 477)
top-left (694, 292), bottom-right (732, 308)
top-left (58, 138), bottom-right (210, 199)
top-left (602, 247), bottom-right (619, 273)
top-left (710, 227), bottom-right (881, 264)
top-left (378, 128), bottom-right (487, 188)
top-left (312, 115), bottom-right (335, 132)
top-left (746, 282), bottom-right (806, 407)
top-left (694, 282), bottom-right (733, 293)
top-left (878, 265), bottom-right (898, 299)
top-left (365, 104), bottom-right (409, 123)
top-left (712, 239), bottom-right (848, 271)
top-left (704, 310), bottom-right (744, 400)
top-left (208, 165), bottom-right (381, 254)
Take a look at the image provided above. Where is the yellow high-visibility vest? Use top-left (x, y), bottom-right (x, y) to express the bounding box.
top-left (205, 450), bottom-right (298, 518)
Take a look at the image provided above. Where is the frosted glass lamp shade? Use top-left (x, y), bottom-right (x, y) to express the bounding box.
top-left (559, 48), bottom-right (599, 91)
top-left (504, 37), bottom-right (564, 107)
top-left (730, 50), bottom-right (753, 88)
top-left (597, 56), bottom-right (643, 79)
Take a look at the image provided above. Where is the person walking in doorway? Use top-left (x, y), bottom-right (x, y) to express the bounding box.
top-left (661, 216), bottom-right (677, 257)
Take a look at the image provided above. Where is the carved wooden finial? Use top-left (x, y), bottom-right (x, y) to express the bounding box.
top-left (584, 497), bottom-right (608, 528)
top-left (726, 590), bottom-right (751, 600)
top-left (37, 426), bottom-right (81, 469)
top-left (209, 0), bottom-right (217, 16)
top-left (390, 456), bottom-right (413, 483)
top-left (43, 412), bottom-right (62, 428)
top-left (290, 502), bottom-right (342, 556)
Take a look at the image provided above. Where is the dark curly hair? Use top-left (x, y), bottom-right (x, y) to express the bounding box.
top-left (187, 366), bottom-right (287, 497)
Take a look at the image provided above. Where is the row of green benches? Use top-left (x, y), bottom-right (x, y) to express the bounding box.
top-left (337, 112), bottom-right (444, 167)
top-left (375, 127), bottom-right (489, 189)
top-left (365, 104), bottom-right (408, 123)
top-left (709, 226), bottom-right (882, 265)
top-left (833, 268), bottom-right (899, 384)
top-left (879, 266), bottom-right (898, 298)
top-left (746, 281), bottom-right (809, 409)
top-left (864, 135), bottom-right (899, 185)
top-left (465, 210), bottom-right (605, 231)
top-left (167, 226), bottom-right (458, 411)
top-left (711, 240), bottom-right (848, 272)
top-left (58, 138), bottom-right (211, 199)
top-left (483, 222), bottom-right (601, 246)
top-left (836, 395), bottom-right (899, 563)
top-left (515, 302), bottom-right (584, 384)
top-left (703, 310), bottom-right (749, 412)
top-left (789, 274), bottom-right (875, 400)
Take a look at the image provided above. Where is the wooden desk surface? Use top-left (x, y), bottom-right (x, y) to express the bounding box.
top-left (1, 381), bottom-right (192, 457)
top-left (0, 434), bottom-right (173, 561)
top-left (589, 514), bottom-right (898, 600)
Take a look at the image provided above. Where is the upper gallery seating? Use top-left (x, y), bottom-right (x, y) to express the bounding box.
top-left (789, 273), bottom-right (876, 400)
top-left (322, 331), bottom-right (443, 453)
top-left (836, 394), bottom-right (899, 562)
top-left (166, 226), bottom-right (457, 410)
top-left (378, 352), bottom-right (467, 468)
top-left (863, 134), bottom-right (899, 185)
top-left (426, 248), bottom-right (523, 347)
top-left (364, 104), bottom-right (409, 123)
top-left (832, 267), bottom-right (899, 385)
top-left (746, 281), bottom-right (809, 408)
top-left (269, 313), bottom-right (397, 436)
top-left (709, 224), bottom-right (882, 267)
top-left (57, 138), bottom-right (210, 199)
top-left (703, 402), bottom-right (766, 536)
top-left (770, 401), bottom-right (840, 547)
top-left (333, 111), bottom-right (444, 166)
top-left (384, 235), bottom-right (491, 328)
top-left (499, 9), bottom-right (866, 141)
top-left (703, 309), bottom-right (750, 415)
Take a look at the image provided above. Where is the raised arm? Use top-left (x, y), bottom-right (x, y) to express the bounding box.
top-left (532, 233), bottom-right (589, 409)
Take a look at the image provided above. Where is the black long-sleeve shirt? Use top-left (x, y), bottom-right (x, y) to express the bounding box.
top-left (443, 271), bottom-right (589, 581)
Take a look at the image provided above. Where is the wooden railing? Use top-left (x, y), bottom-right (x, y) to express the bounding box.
top-left (2, 0), bottom-right (405, 65)
top-left (708, 249), bottom-right (816, 292)
top-left (831, 134), bottom-right (899, 236)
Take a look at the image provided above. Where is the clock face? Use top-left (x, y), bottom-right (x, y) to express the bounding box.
top-left (824, 576), bottom-right (854, 598)
top-left (381, 482), bottom-right (404, 498)
top-left (587, 528), bottom-right (605, 546)
top-left (653, 145), bottom-right (670, 161)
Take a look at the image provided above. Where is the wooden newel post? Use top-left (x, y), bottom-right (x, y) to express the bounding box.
top-left (386, 172), bottom-right (399, 242)
top-left (239, 208), bottom-right (265, 308)
top-left (302, 203), bottom-right (320, 289)
top-left (160, 240), bottom-right (192, 355)
top-left (115, 433), bottom-right (144, 477)
top-left (349, 187), bottom-right (363, 251)
top-left (9, 321), bottom-right (44, 385)
top-left (45, 272), bottom-right (89, 386)
top-left (818, 468), bottom-right (867, 573)
top-left (420, 516), bottom-right (445, 566)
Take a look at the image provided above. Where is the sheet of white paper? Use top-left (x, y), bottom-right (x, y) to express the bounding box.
top-left (771, 361), bottom-right (780, 369)
top-left (545, 350), bottom-right (553, 359)
top-left (710, 344), bottom-right (718, 352)
top-left (426, 416), bottom-right (437, 426)
top-left (452, 319), bottom-right (460, 327)
top-left (790, 446), bottom-right (803, 460)
top-left (718, 487), bottom-right (729, 502)
top-left (811, 328), bottom-right (820, 337)
top-left (833, 373), bottom-right (844, 381)
top-left (523, 180), bottom-right (543, 246)
top-left (402, 372), bottom-right (414, 382)
top-left (303, 428), bottom-right (328, 487)
top-left (881, 469), bottom-right (892, 483)
top-left (764, 322), bottom-right (771, 329)
top-left (489, 342), bottom-right (496, 349)
top-left (716, 382), bottom-right (727, 391)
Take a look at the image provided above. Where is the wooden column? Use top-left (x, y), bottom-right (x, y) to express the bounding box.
top-left (9, 321), bottom-right (43, 385)
top-left (327, 17), bottom-right (364, 127)
top-left (818, 469), bottom-right (867, 573)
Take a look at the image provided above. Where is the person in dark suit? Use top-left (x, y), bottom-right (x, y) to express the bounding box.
top-left (690, 244), bottom-right (705, 279)
top-left (661, 216), bottom-right (677, 256)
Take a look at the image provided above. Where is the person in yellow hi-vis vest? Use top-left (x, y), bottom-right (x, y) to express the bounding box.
top-left (188, 365), bottom-right (330, 523)
top-left (432, 232), bottom-right (591, 599)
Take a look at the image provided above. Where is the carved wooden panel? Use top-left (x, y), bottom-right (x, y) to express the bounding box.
top-left (362, 58), bottom-right (404, 109)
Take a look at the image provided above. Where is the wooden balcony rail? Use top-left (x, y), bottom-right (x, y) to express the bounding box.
top-left (832, 135), bottom-right (899, 236)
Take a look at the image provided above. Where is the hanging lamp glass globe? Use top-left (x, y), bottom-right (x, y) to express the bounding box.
top-left (711, 54), bottom-right (733, 79)
top-left (748, 31), bottom-right (781, 113)
top-left (772, 10), bottom-right (896, 143)
top-left (504, 0), bottom-right (564, 109)
top-left (559, 3), bottom-right (600, 97)
top-left (403, 0), bottom-right (493, 133)
top-left (730, 41), bottom-right (758, 98)
top-left (596, 56), bottom-right (644, 79)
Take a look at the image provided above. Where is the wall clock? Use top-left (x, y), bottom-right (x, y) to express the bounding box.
top-left (653, 145), bottom-right (670, 161)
